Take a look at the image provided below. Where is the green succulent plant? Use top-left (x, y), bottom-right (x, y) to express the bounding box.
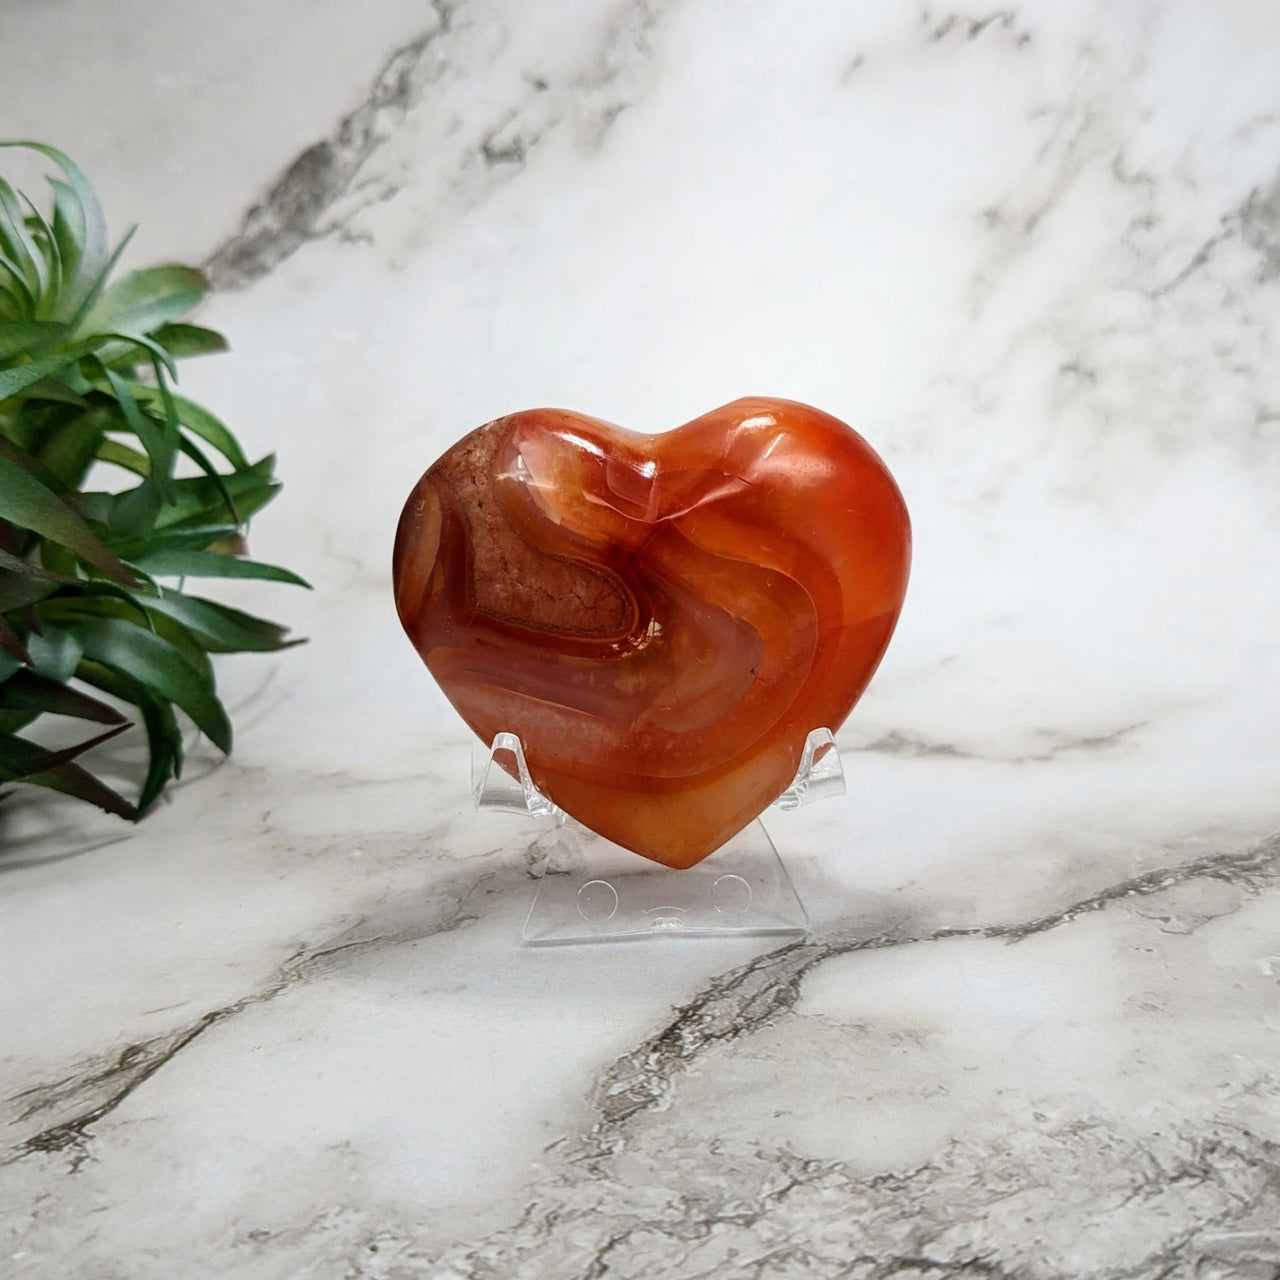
top-left (0, 142), bottom-right (307, 822)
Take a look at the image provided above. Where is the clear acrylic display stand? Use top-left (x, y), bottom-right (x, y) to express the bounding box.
top-left (472, 729), bottom-right (845, 945)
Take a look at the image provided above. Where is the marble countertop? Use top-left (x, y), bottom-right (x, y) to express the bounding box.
top-left (3, 2), bottom-right (1279, 1275)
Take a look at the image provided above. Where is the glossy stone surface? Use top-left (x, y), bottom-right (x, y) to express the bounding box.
top-left (394, 398), bottom-right (910, 867)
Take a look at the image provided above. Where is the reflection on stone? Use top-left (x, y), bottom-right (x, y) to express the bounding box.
top-left (394, 398), bottom-right (911, 867)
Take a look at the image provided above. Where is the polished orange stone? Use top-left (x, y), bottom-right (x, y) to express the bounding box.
top-left (394, 398), bottom-right (911, 869)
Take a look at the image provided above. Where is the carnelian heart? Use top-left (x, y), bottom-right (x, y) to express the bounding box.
top-left (393, 398), bottom-right (911, 869)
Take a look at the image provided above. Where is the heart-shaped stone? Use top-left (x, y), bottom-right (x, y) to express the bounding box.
top-left (394, 398), bottom-right (910, 868)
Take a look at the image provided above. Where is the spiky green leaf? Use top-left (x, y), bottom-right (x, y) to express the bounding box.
top-left (77, 657), bottom-right (182, 813)
top-left (127, 384), bottom-right (248, 469)
top-left (0, 342), bottom-right (98, 401)
top-left (0, 612), bottom-right (30, 662)
top-left (34, 403), bottom-right (110, 490)
top-left (100, 363), bottom-right (175, 501)
top-left (80, 265), bottom-right (205, 339)
top-left (0, 668), bottom-right (125, 724)
top-left (127, 548), bottom-right (310, 587)
top-left (149, 323), bottom-right (228, 360)
top-left (143, 588), bottom-right (297, 653)
top-left (1, 143), bottom-right (109, 319)
top-left (0, 723), bottom-right (137, 818)
top-left (0, 570), bottom-right (60, 614)
top-left (81, 615), bottom-right (231, 753)
top-left (0, 179), bottom-right (46, 301)
top-left (65, 224), bottom-right (135, 336)
top-left (0, 451), bottom-right (136, 583)
top-left (26, 621), bottom-right (84, 682)
top-left (95, 437), bottom-right (149, 476)
top-left (0, 320), bottom-right (67, 361)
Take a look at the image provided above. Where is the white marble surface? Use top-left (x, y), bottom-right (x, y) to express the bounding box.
top-left (2, 1), bottom-right (1280, 1275)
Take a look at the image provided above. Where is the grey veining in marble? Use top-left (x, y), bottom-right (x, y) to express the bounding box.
top-left (1, 2), bottom-right (1279, 1277)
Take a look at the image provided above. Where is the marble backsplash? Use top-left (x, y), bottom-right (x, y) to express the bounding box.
top-left (1, 2), bottom-right (1278, 1276)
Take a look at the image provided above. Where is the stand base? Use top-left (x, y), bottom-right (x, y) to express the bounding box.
top-left (523, 816), bottom-right (808, 945)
